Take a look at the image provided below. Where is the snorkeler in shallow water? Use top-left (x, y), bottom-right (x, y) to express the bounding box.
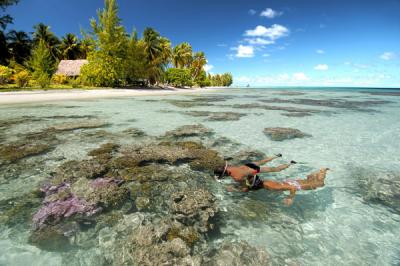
top-left (214, 157), bottom-right (329, 206)
top-left (213, 154), bottom-right (293, 183)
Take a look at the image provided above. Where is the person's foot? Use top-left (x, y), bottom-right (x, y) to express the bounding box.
top-left (290, 160), bottom-right (297, 164)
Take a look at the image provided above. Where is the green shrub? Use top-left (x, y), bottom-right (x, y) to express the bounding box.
top-left (36, 73), bottom-right (51, 88)
top-left (14, 70), bottom-right (30, 87)
top-left (80, 52), bottom-right (124, 87)
top-left (52, 74), bottom-right (68, 85)
top-left (165, 68), bottom-right (192, 87)
top-left (0, 65), bottom-right (13, 85)
top-left (193, 70), bottom-right (211, 88)
top-left (69, 77), bottom-right (82, 88)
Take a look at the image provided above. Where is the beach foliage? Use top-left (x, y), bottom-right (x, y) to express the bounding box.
top-left (29, 40), bottom-right (56, 88)
top-left (173, 42), bottom-right (193, 69)
top-left (14, 69), bottom-right (30, 87)
top-left (81, 0), bottom-right (127, 87)
top-left (81, 52), bottom-right (124, 87)
top-left (7, 30), bottom-right (31, 64)
top-left (59, 33), bottom-right (83, 60)
top-left (32, 23), bottom-right (60, 61)
top-left (52, 74), bottom-right (68, 85)
top-left (209, 73), bottom-right (233, 87)
top-left (0, 65), bottom-right (13, 84)
top-left (165, 68), bottom-right (192, 87)
top-left (193, 70), bottom-right (211, 87)
top-left (0, 0), bottom-right (233, 89)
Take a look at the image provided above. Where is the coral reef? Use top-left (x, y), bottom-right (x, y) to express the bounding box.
top-left (264, 127), bottom-right (311, 141)
top-left (164, 124), bottom-right (214, 138)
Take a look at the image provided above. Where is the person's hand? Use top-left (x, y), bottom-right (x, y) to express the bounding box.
top-left (283, 198), bottom-right (293, 206)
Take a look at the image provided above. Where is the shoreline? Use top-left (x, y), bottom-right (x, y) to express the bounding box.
top-left (0, 87), bottom-right (226, 105)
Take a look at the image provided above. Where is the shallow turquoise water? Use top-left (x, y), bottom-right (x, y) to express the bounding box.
top-left (1, 88), bottom-right (400, 265)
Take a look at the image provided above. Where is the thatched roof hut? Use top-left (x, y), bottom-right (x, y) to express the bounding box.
top-left (56, 60), bottom-right (88, 76)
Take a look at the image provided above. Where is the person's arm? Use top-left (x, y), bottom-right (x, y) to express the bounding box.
top-left (283, 188), bottom-right (296, 206)
top-left (253, 154), bottom-right (282, 166)
top-left (261, 163), bottom-right (290, 172)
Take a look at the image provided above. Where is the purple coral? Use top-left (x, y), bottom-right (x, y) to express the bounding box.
top-left (33, 195), bottom-right (102, 230)
top-left (33, 181), bottom-right (101, 230)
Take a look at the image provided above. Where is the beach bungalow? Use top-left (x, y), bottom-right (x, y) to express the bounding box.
top-left (55, 59), bottom-right (88, 77)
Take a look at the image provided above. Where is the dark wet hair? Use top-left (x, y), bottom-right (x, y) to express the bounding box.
top-left (214, 163), bottom-right (228, 179)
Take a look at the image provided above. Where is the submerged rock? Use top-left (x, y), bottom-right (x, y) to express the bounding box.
top-left (206, 241), bottom-right (270, 266)
top-left (29, 224), bottom-right (73, 251)
top-left (0, 192), bottom-right (42, 226)
top-left (117, 144), bottom-right (197, 167)
top-left (122, 127), bottom-right (146, 137)
top-left (0, 141), bottom-right (52, 165)
top-left (353, 168), bottom-right (400, 213)
top-left (124, 219), bottom-right (202, 266)
top-left (166, 99), bottom-right (215, 108)
top-left (281, 112), bottom-right (313, 117)
top-left (183, 111), bottom-right (246, 121)
top-left (170, 189), bottom-right (217, 232)
top-left (231, 150), bottom-right (266, 164)
top-left (161, 141), bottom-right (225, 172)
top-left (263, 127), bottom-right (311, 141)
top-left (361, 91), bottom-right (400, 96)
top-left (87, 142), bottom-right (120, 162)
top-left (51, 159), bottom-right (108, 185)
top-left (274, 91), bottom-right (306, 96)
top-left (51, 119), bottom-right (109, 132)
top-left (259, 97), bottom-right (391, 112)
top-left (164, 124), bottom-right (214, 138)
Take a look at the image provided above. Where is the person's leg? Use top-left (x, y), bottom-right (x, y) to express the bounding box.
top-left (260, 163), bottom-right (290, 173)
top-left (262, 180), bottom-right (290, 190)
top-left (317, 168), bottom-right (329, 181)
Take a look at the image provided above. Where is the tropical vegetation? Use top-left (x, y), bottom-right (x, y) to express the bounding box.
top-left (0, 0), bottom-right (233, 89)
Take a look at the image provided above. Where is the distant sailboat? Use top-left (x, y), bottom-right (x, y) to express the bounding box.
top-left (246, 84), bottom-right (250, 88)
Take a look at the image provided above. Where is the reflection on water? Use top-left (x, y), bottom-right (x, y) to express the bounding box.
top-left (1, 88), bottom-right (400, 265)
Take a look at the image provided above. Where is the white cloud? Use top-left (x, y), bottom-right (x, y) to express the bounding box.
top-left (293, 72), bottom-right (309, 81)
top-left (245, 38), bottom-right (274, 45)
top-left (380, 52), bottom-right (396, 60)
top-left (260, 8), bottom-right (282, 18)
top-left (234, 72), bottom-right (311, 86)
top-left (232, 45), bottom-right (254, 58)
top-left (316, 49), bottom-right (325, 54)
top-left (314, 64), bottom-right (328, 71)
top-left (203, 64), bottom-right (214, 72)
top-left (262, 53), bottom-right (271, 57)
top-left (217, 43), bottom-right (227, 47)
top-left (244, 24), bottom-right (289, 40)
top-left (248, 9), bottom-right (256, 15)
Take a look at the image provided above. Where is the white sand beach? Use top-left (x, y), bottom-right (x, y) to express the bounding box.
top-left (0, 87), bottom-right (223, 105)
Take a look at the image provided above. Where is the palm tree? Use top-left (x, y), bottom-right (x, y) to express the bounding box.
top-left (7, 30), bottom-right (31, 64)
top-left (142, 28), bottom-right (162, 62)
top-left (172, 42), bottom-right (193, 69)
top-left (158, 37), bottom-right (171, 67)
top-left (59, 33), bottom-right (81, 60)
top-left (32, 23), bottom-right (60, 59)
top-left (191, 51), bottom-right (207, 79)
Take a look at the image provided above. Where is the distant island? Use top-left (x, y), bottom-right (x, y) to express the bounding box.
top-left (0, 0), bottom-right (233, 91)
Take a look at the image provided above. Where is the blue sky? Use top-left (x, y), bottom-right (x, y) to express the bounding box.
top-left (6, 0), bottom-right (400, 87)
